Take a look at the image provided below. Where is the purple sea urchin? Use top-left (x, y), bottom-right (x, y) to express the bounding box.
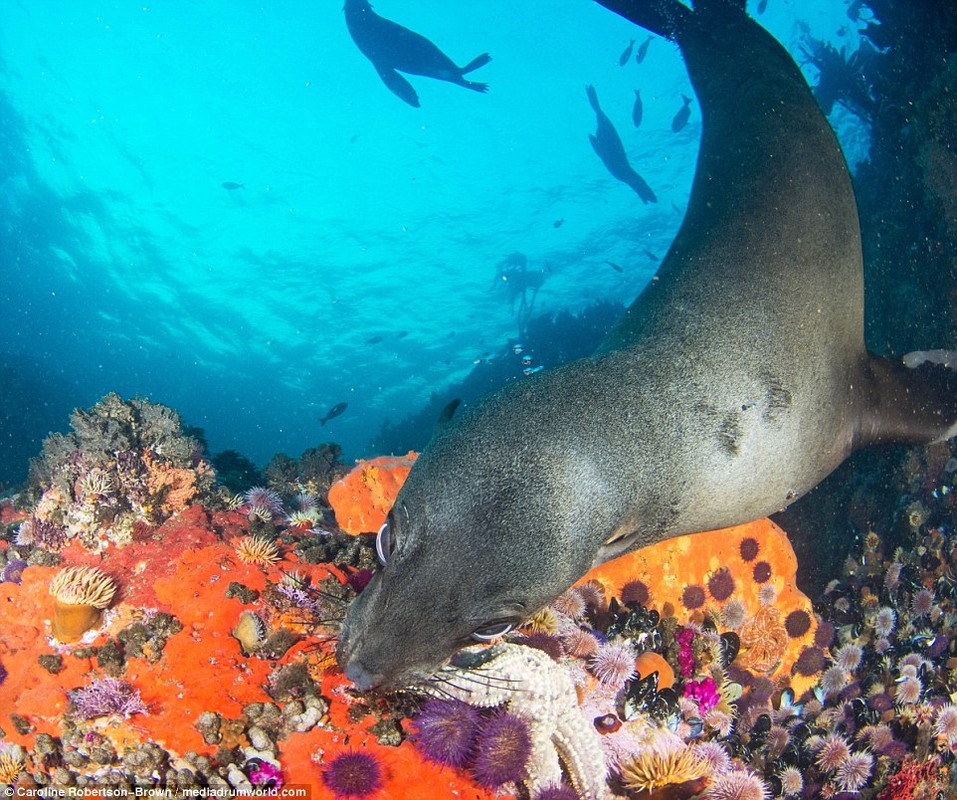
top-left (934, 703), bottom-right (957, 747)
top-left (814, 734), bottom-right (850, 773)
top-left (681, 583), bottom-right (706, 609)
top-left (321, 750), bottom-right (384, 799)
top-left (778, 766), bottom-right (803, 797)
top-left (620, 579), bottom-right (650, 607)
top-left (244, 486), bottom-right (284, 516)
top-left (833, 643), bottom-right (863, 673)
top-left (589, 640), bottom-right (637, 686)
top-left (874, 606), bottom-right (896, 638)
top-left (911, 587), bottom-right (935, 618)
top-left (412, 698), bottom-right (480, 768)
top-left (895, 675), bottom-right (922, 705)
top-left (707, 567), bottom-right (736, 601)
top-left (706, 768), bottom-right (769, 800)
top-left (834, 750), bottom-right (873, 792)
top-left (739, 537), bottom-right (760, 562)
top-left (533, 786), bottom-right (581, 800)
top-left (783, 609), bottom-right (811, 638)
top-left (752, 561), bottom-right (772, 583)
top-left (720, 597), bottom-right (747, 630)
top-left (471, 712), bottom-right (532, 789)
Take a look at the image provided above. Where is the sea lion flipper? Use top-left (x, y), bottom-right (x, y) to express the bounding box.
top-left (461, 53), bottom-right (491, 74)
top-left (375, 66), bottom-right (420, 107)
top-left (856, 354), bottom-right (957, 447)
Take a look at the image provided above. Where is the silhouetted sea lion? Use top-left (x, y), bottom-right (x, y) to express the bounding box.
top-left (336, 0), bottom-right (957, 692)
top-left (344, 0), bottom-right (491, 108)
top-left (586, 84), bottom-right (657, 203)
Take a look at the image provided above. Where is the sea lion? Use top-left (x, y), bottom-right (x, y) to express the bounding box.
top-left (336, 0), bottom-right (957, 692)
top-left (587, 84), bottom-right (657, 204)
top-left (343, 0), bottom-right (491, 108)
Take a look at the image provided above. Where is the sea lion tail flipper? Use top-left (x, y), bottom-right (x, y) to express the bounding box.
top-left (592, 0), bottom-right (691, 40)
top-left (461, 53), bottom-right (491, 74)
top-left (856, 353), bottom-right (957, 447)
top-left (375, 66), bottom-right (420, 107)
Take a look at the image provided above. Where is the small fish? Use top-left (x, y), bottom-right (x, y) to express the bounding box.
top-left (632, 89), bottom-right (643, 128)
top-left (757, 0), bottom-right (768, 14)
top-left (396, 330), bottom-right (409, 339)
top-left (635, 35), bottom-right (652, 64)
top-left (319, 402), bottom-right (348, 426)
top-left (221, 181), bottom-right (245, 190)
top-left (606, 260), bottom-right (624, 273)
top-left (618, 39), bottom-right (635, 66)
top-left (553, 218), bottom-right (564, 228)
top-left (643, 248), bottom-right (660, 262)
top-left (365, 335), bottom-right (383, 345)
top-left (671, 94), bottom-right (692, 132)
top-left (672, 201), bottom-right (683, 214)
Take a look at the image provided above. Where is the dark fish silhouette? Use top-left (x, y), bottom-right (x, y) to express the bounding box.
top-left (221, 182), bottom-right (244, 190)
top-left (436, 398), bottom-right (462, 433)
top-left (396, 330), bottom-right (409, 339)
top-left (366, 335), bottom-right (383, 345)
top-left (586, 84), bottom-right (657, 204)
top-left (757, 0), bottom-right (768, 14)
top-left (553, 218), bottom-right (564, 228)
top-left (672, 201), bottom-right (683, 214)
top-left (320, 402), bottom-right (349, 426)
top-left (671, 94), bottom-right (692, 132)
top-left (632, 88), bottom-right (643, 128)
top-left (606, 260), bottom-right (624, 273)
top-left (643, 248), bottom-right (660, 262)
top-left (635, 35), bottom-right (652, 64)
top-left (618, 39), bottom-right (635, 66)
top-left (343, 0), bottom-right (491, 108)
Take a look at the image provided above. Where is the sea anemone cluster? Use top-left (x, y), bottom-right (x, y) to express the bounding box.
top-left (16, 393), bottom-right (216, 550)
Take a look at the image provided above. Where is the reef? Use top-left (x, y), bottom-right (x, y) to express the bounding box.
top-left (16, 393), bottom-right (217, 551)
top-left (3, 408), bottom-right (957, 797)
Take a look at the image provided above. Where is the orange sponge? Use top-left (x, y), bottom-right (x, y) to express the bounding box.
top-left (327, 452), bottom-right (418, 534)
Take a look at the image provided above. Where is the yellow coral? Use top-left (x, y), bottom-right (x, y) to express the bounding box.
top-left (619, 744), bottom-right (711, 793)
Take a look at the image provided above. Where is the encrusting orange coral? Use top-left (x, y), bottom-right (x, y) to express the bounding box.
top-left (327, 451), bottom-right (418, 534)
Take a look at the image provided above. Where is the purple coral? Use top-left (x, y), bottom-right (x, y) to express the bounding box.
top-left (412, 698), bottom-right (480, 768)
top-left (471, 712), bottom-right (532, 789)
top-left (68, 677), bottom-right (148, 720)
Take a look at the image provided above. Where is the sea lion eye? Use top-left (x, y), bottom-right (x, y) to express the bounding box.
top-left (375, 521), bottom-right (394, 566)
top-left (471, 621), bottom-right (514, 642)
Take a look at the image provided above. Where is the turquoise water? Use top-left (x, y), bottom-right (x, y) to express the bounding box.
top-left (0, 1), bottom-right (866, 478)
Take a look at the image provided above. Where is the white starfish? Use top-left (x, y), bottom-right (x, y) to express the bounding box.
top-left (428, 642), bottom-right (612, 800)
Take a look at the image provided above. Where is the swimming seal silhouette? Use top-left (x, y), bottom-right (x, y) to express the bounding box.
top-left (343, 0), bottom-right (491, 108)
top-left (586, 84), bottom-right (657, 204)
top-left (336, 0), bottom-right (957, 692)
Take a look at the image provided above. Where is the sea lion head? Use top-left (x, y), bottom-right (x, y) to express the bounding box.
top-left (335, 390), bottom-right (604, 691)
